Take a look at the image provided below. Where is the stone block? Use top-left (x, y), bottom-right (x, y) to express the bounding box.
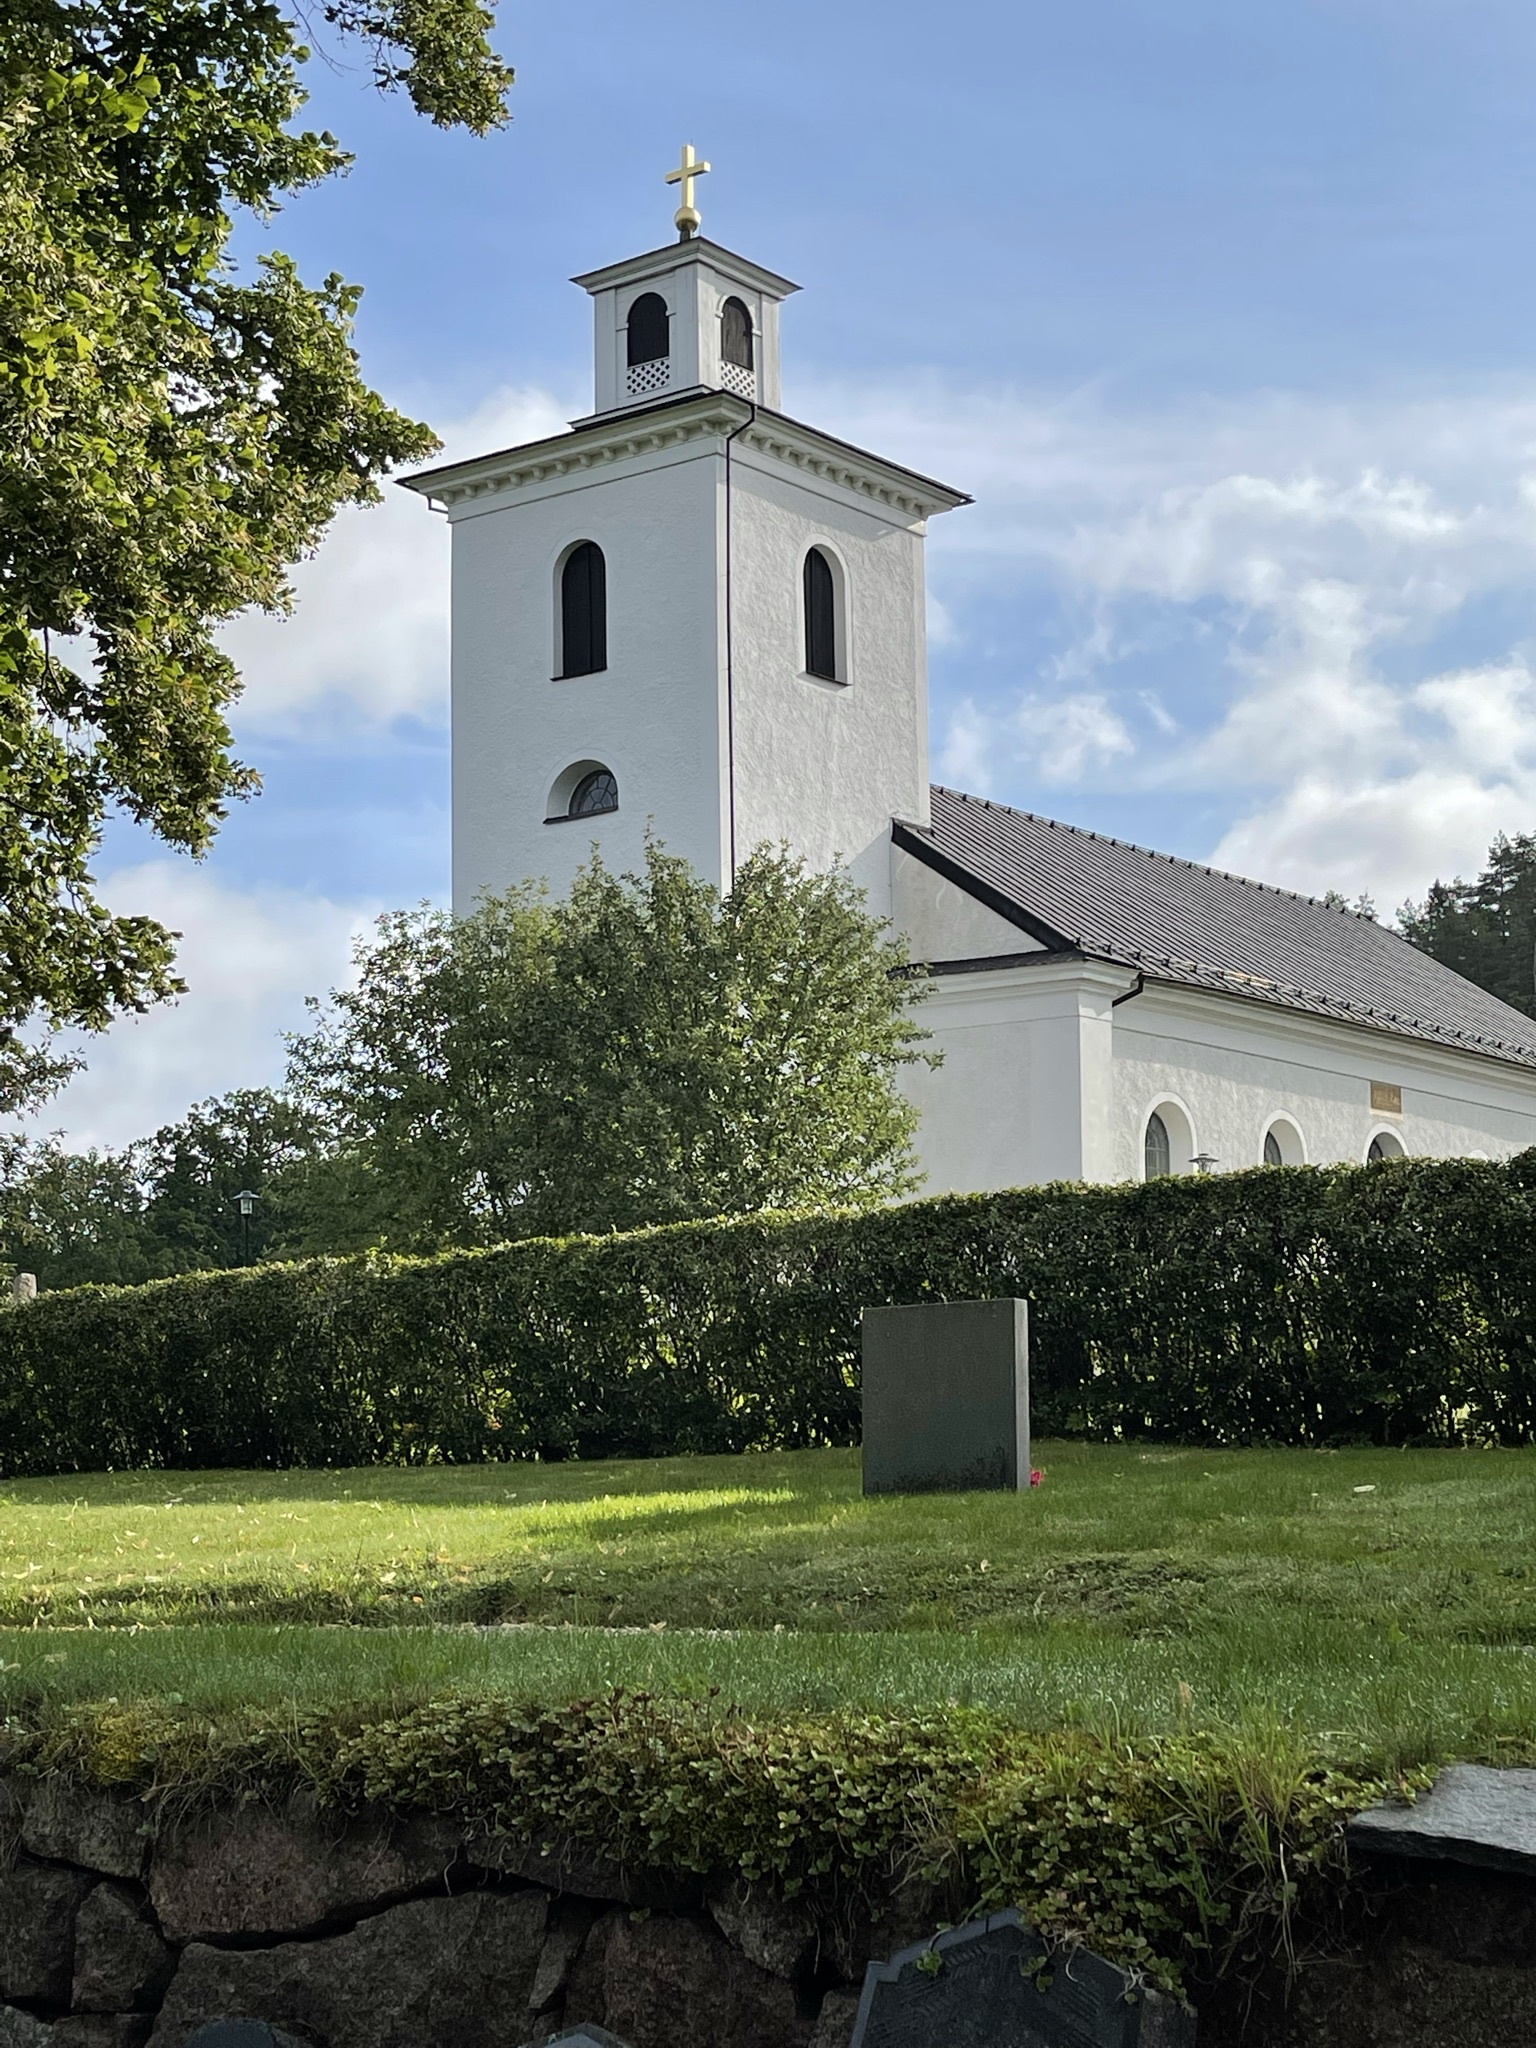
top-left (0, 2008), bottom-right (53, 2048)
top-left (472, 1830), bottom-right (698, 1911)
top-left (72, 1884), bottom-right (175, 2013)
top-left (52, 2021), bottom-right (151, 2048)
top-left (147, 1798), bottom-right (460, 1941)
top-left (146, 1890), bottom-right (546, 2048)
top-left (861, 1300), bottom-right (1029, 1495)
top-left (1347, 1764), bottom-right (1536, 1879)
top-left (807, 1990), bottom-right (859, 2048)
top-left (0, 1856), bottom-right (93, 2005)
top-left (22, 1782), bottom-right (153, 1883)
top-left (563, 1910), bottom-right (808, 2048)
top-left (850, 1908), bottom-right (1194, 2047)
top-left (705, 1875), bottom-right (817, 1979)
top-left (530, 1900), bottom-right (600, 2017)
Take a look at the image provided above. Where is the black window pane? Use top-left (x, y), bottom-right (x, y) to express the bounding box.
top-left (569, 770), bottom-right (618, 817)
top-left (1264, 1129), bottom-right (1283, 1166)
top-left (1144, 1112), bottom-right (1171, 1179)
top-left (561, 542), bottom-right (606, 677)
top-left (804, 547), bottom-right (837, 680)
top-left (721, 297), bottom-right (754, 369)
top-left (627, 292), bottom-right (670, 366)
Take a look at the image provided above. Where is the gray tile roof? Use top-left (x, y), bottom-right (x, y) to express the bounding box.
top-left (909, 786), bottom-right (1536, 1070)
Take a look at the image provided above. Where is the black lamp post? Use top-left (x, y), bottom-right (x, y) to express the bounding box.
top-left (235, 1189), bottom-right (259, 1266)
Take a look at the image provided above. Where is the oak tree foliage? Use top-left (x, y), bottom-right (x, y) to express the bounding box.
top-left (0, 0), bottom-right (510, 1109)
top-left (285, 844), bottom-right (937, 1247)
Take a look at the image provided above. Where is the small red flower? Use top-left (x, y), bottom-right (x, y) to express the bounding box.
top-left (1029, 1469), bottom-right (1044, 1488)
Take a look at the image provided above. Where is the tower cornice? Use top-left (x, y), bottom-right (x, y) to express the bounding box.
top-left (400, 393), bottom-right (971, 522)
top-left (571, 236), bottom-right (800, 301)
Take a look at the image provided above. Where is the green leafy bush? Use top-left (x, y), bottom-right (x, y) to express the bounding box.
top-left (2, 1153), bottom-right (1536, 1475)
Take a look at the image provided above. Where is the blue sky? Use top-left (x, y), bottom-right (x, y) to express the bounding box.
top-left (39, 0), bottom-right (1536, 1144)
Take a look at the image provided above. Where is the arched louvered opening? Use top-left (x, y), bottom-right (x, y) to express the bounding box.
top-left (803, 546), bottom-right (839, 683)
top-left (721, 297), bottom-right (754, 369)
top-left (626, 292), bottom-right (670, 366)
top-left (558, 542), bottom-right (607, 679)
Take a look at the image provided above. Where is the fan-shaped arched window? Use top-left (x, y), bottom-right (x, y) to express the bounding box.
top-left (559, 542), bottom-right (606, 678)
top-left (1144, 1111), bottom-right (1172, 1180)
top-left (804, 547), bottom-right (839, 682)
top-left (568, 768), bottom-right (618, 818)
top-left (721, 297), bottom-right (754, 369)
top-left (626, 292), bottom-right (669, 366)
top-left (1367, 1130), bottom-right (1405, 1163)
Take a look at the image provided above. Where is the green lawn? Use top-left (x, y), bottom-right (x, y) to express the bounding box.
top-left (3, 1442), bottom-right (1535, 1761)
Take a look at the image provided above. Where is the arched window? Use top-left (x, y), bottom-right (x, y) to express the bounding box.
top-left (626, 292), bottom-right (669, 366)
top-left (1144, 1111), bottom-right (1172, 1180)
top-left (804, 547), bottom-right (839, 682)
top-left (721, 297), bottom-right (754, 369)
top-left (568, 768), bottom-right (618, 818)
top-left (559, 542), bottom-right (606, 678)
top-left (1262, 1117), bottom-right (1305, 1167)
top-left (1367, 1130), bottom-right (1405, 1163)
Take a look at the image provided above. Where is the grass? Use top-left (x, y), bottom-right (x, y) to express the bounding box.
top-left (1, 1443), bottom-right (1534, 1760)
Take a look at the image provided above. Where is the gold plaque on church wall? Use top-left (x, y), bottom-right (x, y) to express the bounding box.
top-left (1370, 1081), bottom-right (1403, 1115)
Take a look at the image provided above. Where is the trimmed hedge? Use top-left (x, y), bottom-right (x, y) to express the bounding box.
top-left (2, 1154), bottom-right (1536, 1475)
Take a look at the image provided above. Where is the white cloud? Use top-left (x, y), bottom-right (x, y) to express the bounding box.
top-left (19, 864), bottom-right (375, 1151)
top-left (796, 369), bottom-right (1536, 904)
top-left (221, 385), bottom-right (570, 733)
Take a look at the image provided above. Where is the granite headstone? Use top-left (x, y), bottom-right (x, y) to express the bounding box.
top-left (849, 1908), bottom-right (1194, 2048)
top-left (1346, 1763), bottom-right (1536, 1879)
top-left (861, 1299), bottom-right (1029, 1495)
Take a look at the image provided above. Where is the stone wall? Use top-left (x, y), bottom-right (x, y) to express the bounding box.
top-left (3, 1776), bottom-right (1535, 2048)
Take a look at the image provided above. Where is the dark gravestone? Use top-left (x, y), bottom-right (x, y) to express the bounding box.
top-left (1346, 1763), bottom-right (1536, 1878)
top-left (861, 1300), bottom-right (1029, 1495)
top-left (849, 1909), bottom-right (1194, 2048)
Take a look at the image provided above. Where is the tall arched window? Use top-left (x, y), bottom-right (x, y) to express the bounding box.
top-left (1263, 1130), bottom-right (1283, 1167)
top-left (804, 547), bottom-right (839, 682)
top-left (559, 542), bottom-right (606, 678)
top-left (626, 292), bottom-right (669, 366)
top-left (721, 297), bottom-right (754, 369)
top-left (1144, 1111), bottom-right (1172, 1179)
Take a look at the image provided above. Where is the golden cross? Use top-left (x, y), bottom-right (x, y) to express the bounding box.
top-left (665, 142), bottom-right (711, 240)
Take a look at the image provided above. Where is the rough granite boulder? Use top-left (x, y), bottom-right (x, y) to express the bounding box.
top-left (0, 1857), bottom-right (94, 2005)
top-left (805, 1990), bottom-right (859, 2048)
top-left (472, 1832), bottom-right (698, 1912)
top-left (22, 1784), bottom-right (153, 1884)
top-left (51, 2020), bottom-right (152, 2048)
top-left (528, 1901), bottom-right (599, 2020)
top-left (705, 1877), bottom-right (818, 1980)
top-left (72, 1885), bottom-right (175, 2014)
top-left (564, 1909), bottom-right (809, 2048)
top-left (0, 2009), bottom-right (53, 2048)
top-left (148, 1798), bottom-right (461, 1941)
top-left (146, 1889), bottom-right (548, 2048)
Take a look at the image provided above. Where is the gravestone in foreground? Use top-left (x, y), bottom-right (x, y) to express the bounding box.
top-left (850, 1908), bottom-right (1195, 2048)
top-left (861, 1299), bottom-right (1028, 1494)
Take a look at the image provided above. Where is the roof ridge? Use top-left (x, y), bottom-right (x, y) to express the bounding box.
top-left (929, 784), bottom-right (1376, 923)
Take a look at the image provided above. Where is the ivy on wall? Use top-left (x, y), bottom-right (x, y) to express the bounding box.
top-left (1, 1153), bottom-right (1534, 1474)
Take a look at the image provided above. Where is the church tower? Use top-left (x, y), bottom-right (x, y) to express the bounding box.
top-left (401, 149), bottom-right (968, 922)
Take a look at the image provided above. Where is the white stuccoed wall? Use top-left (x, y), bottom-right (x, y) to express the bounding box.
top-left (1112, 982), bottom-right (1536, 1174)
top-left (727, 448), bottom-right (934, 921)
top-left (445, 432), bottom-right (729, 912)
top-left (901, 954), bottom-right (1536, 1195)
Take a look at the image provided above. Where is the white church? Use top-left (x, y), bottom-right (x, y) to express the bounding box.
top-left (402, 153), bottom-right (1536, 1191)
